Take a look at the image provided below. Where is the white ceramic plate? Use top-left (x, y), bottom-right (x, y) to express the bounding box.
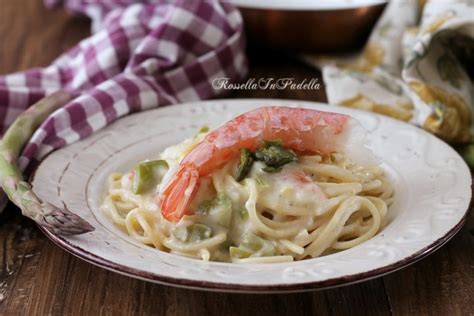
top-left (32, 99), bottom-right (471, 293)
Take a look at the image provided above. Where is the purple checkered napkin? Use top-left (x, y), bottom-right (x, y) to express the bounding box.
top-left (0, 0), bottom-right (247, 217)
top-left (0, 0), bottom-right (247, 171)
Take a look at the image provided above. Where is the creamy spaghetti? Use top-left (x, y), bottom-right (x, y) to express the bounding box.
top-left (102, 130), bottom-right (393, 263)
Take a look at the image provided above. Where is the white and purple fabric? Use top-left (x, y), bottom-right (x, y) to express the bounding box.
top-left (0, 0), bottom-right (247, 173)
top-left (0, 0), bottom-right (247, 213)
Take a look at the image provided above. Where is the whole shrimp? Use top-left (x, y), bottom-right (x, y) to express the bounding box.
top-left (158, 106), bottom-right (351, 222)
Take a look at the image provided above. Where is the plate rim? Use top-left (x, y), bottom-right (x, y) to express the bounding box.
top-left (32, 98), bottom-right (473, 293)
top-left (38, 207), bottom-right (469, 293)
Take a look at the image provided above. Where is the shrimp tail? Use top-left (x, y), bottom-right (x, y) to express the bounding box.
top-left (158, 165), bottom-right (199, 222)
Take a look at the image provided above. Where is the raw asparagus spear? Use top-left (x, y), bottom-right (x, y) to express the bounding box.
top-left (0, 91), bottom-right (94, 235)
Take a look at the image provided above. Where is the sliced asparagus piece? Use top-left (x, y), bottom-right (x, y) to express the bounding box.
top-left (254, 141), bottom-right (297, 168)
top-left (197, 192), bottom-right (233, 227)
top-left (172, 223), bottom-right (212, 243)
top-left (132, 159), bottom-right (168, 194)
top-left (0, 91), bottom-right (94, 235)
top-left (229, 232), bottom-right (277, 259)
top-left (236, 148), bottom-right (254, 181)
top-left (208, 192), bottom-right (232, 227)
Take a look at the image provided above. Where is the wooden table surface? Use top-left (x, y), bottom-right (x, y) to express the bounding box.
top-left (0, 1), bottom-right (473, 315)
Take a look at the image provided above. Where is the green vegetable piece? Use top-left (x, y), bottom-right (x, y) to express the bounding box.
top-left (229, 246), bottom-right (252, 259)
top-left (209, 192), bottom-right (233, 227)
top-left (262, 165), bottom-right (283, 173)
top-left (197, 199), bottom-right (213, 214)
top-left (197, 192), bottom-right (233, 227)
top-left (172, 224), bottom-right (212, 243)
top-left (229, 233), bottom-right (277, 259)
top-left (254, 141), bottom-right (297, 170)
top-left (239, 207), bottom-right (249, 220)
top-left (132, 160), bottom-right (168, 194)
top-left (187, 224), bottom-right (212, 242)
top-left (241, 233), bottom-right (267, 251)
top-left (236, 148), bottom-right (254, 181)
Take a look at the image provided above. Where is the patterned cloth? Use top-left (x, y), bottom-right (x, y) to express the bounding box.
top-left (0, 0), bottom-right (247, 213)
top-left (0, 0), bottom-right (247, 172)
top-left (304, 0), bottom-right (474, 143)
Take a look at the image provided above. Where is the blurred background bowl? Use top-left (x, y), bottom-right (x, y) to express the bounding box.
top-left (232, 0), bottom-right (387, 54)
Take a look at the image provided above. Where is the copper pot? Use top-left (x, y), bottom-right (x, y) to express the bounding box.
top-left (235, 1), bottom-right (387, 53)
